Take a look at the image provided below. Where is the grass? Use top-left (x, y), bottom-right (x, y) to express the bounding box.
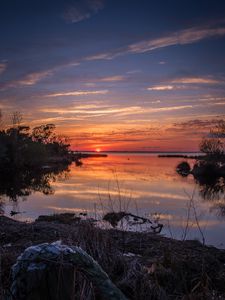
top-left (1, 214), bottom-right (225, 299)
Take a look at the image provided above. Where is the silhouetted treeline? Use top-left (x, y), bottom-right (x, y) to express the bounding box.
top-left (0, 112), bottom-right (70, 168)
top-left (176, 120), bottom-right (225, 216)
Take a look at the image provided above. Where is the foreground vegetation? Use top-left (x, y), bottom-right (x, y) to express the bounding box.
top-left (1, 213), bottom-right (225, 300)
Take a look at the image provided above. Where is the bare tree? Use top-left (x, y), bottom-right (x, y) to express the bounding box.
top-left (11, 111), bottom-right (22, 128)
top-left (200, 119), bottom-right (225, 157)
top-left (0, 110), bottom-right (3, 130)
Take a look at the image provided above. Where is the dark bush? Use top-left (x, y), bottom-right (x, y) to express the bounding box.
top-left (176, 161), bottom-right (191, 176)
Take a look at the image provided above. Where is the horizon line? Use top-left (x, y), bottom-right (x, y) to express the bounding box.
top-left (71, 150), bottom-right (201, 153)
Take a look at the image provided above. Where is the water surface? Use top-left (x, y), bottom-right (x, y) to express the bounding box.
top-left (2, 154), bottom-right (225, 248)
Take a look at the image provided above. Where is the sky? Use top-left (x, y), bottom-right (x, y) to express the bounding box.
top-left (0, 0), bottom-right (225, 151)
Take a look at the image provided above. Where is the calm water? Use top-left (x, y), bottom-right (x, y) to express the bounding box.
top-left (2, 154), bottom-right (225, 248)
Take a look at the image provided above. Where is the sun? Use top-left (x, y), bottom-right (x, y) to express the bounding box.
top-left (95, 148), bottom-right (101, 152)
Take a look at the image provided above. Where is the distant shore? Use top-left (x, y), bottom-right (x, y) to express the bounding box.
top-left (72, 152), bottom-right (108, 159)
top-left (76, 150), bottom-right (202, 154)
top-left (158, 154), bottom-right (204, 159)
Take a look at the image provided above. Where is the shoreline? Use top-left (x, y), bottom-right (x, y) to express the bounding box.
top-left (158, 154), bottom-right (204, 159)
top-left (1, 214), bottom-right (225, 299)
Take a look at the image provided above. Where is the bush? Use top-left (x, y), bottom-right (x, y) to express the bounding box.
top-left (176, 161), bottom-right (191, 176)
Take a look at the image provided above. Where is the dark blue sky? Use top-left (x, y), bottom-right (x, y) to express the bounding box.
top-left (0, 0), bottom-right (225, 151)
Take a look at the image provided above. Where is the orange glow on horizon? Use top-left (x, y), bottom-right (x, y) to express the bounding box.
top-left (96, 148), bottom-right (101, 152)
top-left (57, 117), bottom-right (206, 152)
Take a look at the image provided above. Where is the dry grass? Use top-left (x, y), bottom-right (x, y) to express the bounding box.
top-left (0, 215), bottom-right (225, 299)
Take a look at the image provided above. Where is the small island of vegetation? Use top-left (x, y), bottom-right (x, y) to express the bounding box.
top-left (176, 120), bottom-right (225, 179)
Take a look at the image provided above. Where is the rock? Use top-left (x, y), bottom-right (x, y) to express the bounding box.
top-left (10, 241), bottom-right (127, 300)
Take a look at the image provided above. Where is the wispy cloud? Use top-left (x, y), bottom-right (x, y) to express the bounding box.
top-left (0, 62), bottom-right (7, 75)
top-left (85, 52), bottom-right (114, 61)
top-left (0, 70), bottom-right (53, 90)
top-left (0, 60), bottom-right (82, 90)
top-left (84, 82), bottom-right (97, 87)
top-left (174, 118), bottom-right (223, 129)
top-left (16, 70), bottom-right (53, 86)
top-left (128, 27), bottom-right (225, 54)
top-left (63, 0), bottom-right (104, 23)
top-left (0, 102), bottom-right (12, 110)
top-left (136, 105), bottom-right (193, 114)
top-left (171, 76), bottom-right (222, 84)
top-left (74, 104), bottom-right (101, 109)
top-left (147, 76), bottom-right (224, 92)
top-left (40, 104), bottom-right (193, 118)
top-left (46, 89), bottom-right (108, 97)
top-left (30, 116), bottom-right (84, 125)
top-left (126, 70), bottom-right (142, 74)
top-left (86, 25), bottom-right (225, 61)
top-left (99, 75), bottom-right (126, 82)
top-left (40, 106), bottom-right (141, 115)
top-left (147, 85), bottom-right (179, 91)
top-left (172, 118), bottom-right (225, 137)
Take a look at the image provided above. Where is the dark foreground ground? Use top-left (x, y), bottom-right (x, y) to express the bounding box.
top-left (0, 214), bottom-right (225, 300)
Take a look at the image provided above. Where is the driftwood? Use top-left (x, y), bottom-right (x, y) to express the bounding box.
top-left (103, 212), bottom-right (163, 233)
top-left (10, 241), bottom-right (127, 300)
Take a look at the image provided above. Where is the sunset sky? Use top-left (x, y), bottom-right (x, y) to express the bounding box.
top-left (0, 0), bottom-right (225, 151)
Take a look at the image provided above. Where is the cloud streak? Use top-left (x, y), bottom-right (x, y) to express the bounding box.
top-left (40, 104), bottom-right (193, 118)
top-left (128, 27), bottom-right (225, 54)
top-left (0, 62), bottom-right (7, 75)
top-left (171, 77), bottom-right (222, 84)
top-left (99, 75), bottom-right (126, 82)
top-left (46, 89), bottom-right (108, 97)
top-left (147, 76), bottom-right (224, 92)
top-left (86, 25), bottom-right (225, 61)
top-left (16, 70), bottom-right (53, 86)
top-left (147, 85), bottom-right (179, 91)
top-left (174, 118), bottom-right (223, 129)
top-left (0, 70), bottom-right (53, 90)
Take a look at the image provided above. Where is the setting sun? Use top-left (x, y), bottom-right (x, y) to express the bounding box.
top-left (95, 148), bottom-right (101, 152)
